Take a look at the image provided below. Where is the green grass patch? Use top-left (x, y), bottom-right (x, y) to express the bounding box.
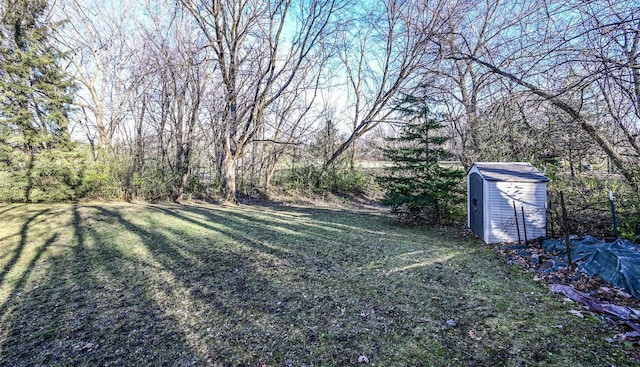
top-left (0, 203), bottom-right (634, 366)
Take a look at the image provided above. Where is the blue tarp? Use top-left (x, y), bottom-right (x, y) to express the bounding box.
top-left (541, 236), bottom-right (640, 300)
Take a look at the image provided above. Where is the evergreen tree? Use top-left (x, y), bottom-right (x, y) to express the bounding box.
top-left (0, 0), bottom-right (76, 202)
top-left (376, 92), bottom-right (464, 224)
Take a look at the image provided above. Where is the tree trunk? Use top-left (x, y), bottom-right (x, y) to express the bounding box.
top-left (95, 109), bottom-right (108, 147)
top-left (222, 154), bottom-right (238, 204)
top-left (175, 126), bottom-right (196, 203)
top-left (24, 149), bottom-right (34, 203)
top-left (264, 169), bottom-right (275, 196)
top-left (174, 160), bottom-right (190, 202)
top-left (568, 148), bottom-right (575, 177)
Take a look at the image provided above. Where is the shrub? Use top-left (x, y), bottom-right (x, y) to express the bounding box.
top-left (548, 173), bottom-right (640, 242)
top-left (0, 144), bottom-right (89, 203)
top-left (274, 164), bottom-right (373, 196)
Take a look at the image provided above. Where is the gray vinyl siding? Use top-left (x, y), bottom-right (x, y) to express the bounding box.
top-left (486, 181), bottom-right (547, 244)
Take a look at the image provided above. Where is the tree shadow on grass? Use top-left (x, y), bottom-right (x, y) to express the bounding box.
top-left (140, 204), bottom-right (505, 362)
top-left (0, 208), bottom-right (50, 288)
top-left (0, 232), bottom-right (58, 315)
top-left (83, 205), bottom-right (316, 364)
top-left (0, 203), bottom-right (630, 367)
top-left (156, 203), bottom-right (443, 269)
top-left (84, 204), bottom-right (299, 364)
top-left (0, 203), bottom-right (25, 217)
top-left (0, 205), bottom-right (208, 366)
top-left (140, 203), bottom-right (629, 366)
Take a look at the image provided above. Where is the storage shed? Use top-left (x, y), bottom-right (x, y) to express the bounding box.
top-left (468, 162), bottom-right (549, 244)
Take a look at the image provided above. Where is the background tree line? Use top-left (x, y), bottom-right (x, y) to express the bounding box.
top-left (1, 0), bottom-right (639, 234)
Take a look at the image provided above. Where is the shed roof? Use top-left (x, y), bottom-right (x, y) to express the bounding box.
top-left (471, 162), bottom-right (549, 182)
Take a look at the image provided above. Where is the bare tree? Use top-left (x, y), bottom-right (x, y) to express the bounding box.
top-left (179, 0), bottom-right (339, 203)
top-left (131, 2), bottom-right (211, 201)
top-left (56, 0), bottom-right (140, 150)
top-left (318, 0), bottom-right (447, 178)
top-left (579, 1), bottom-right (640, 162)
top-left (257, 64), bottom-right (326, 195)
top-left (434, 0), bottom-right (639, 186)
top-left (427, 0), bottom-right (528, 168)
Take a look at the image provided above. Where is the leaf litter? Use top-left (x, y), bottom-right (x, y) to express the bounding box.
top-left (492, 235), bottom-right (640, 359)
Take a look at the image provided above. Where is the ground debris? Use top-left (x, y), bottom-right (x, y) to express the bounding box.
top-left (492, 238), bottom-right (640, 349)
top-left (494, 239), bottom-right (640, 308)
top-left (72, 342), bottom-right (96, 351)
top-left (568, 309), bottom-right (585, 318)
top-left (550, 284), bottom-right (640, 321)
top-left (467, 329), bottom-right (481, 340)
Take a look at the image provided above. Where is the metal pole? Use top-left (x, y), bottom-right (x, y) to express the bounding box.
top-left (560, 191), bottom-right (573, 270)
top-left (513, 201), bottom-right (522, 244)
top-left (548, 195), bottom-right (555, 238)
top-left (521, 206), bottom-right (528, 243)
top-left (609, 190), bottom-right (619, 239)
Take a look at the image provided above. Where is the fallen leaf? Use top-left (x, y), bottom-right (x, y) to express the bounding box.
top-left (74, 342), bottom-right (95, 351)
top-left (467, 329), bottom-right (481, 340)
top-left (616, 290), bottom-right (632, 299)
top-left (569, 309), bottom-right (584, 318)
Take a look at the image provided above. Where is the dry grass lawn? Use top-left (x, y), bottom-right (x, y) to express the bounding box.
top-left (0, 202), bottom-right (634, 366)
